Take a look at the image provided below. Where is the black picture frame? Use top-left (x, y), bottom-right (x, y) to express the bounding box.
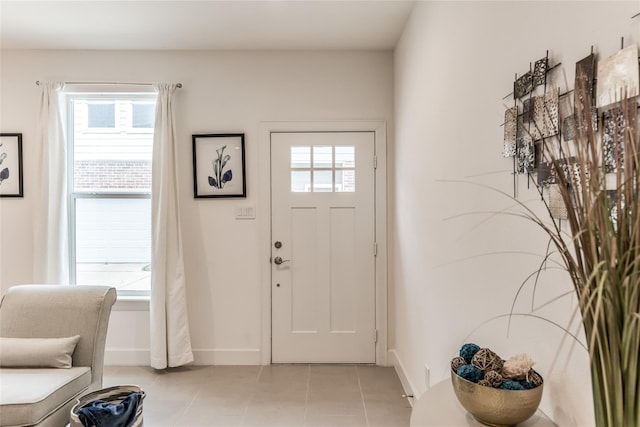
top-left (192, 133), bottom-right (246, 198)
top-left (0, 133), bottom-right (23, 198)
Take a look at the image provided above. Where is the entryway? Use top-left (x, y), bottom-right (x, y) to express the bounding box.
top-left (270, 131), bottom-right (377, 363)
top-left (103, 364), bottom-right (412, 426)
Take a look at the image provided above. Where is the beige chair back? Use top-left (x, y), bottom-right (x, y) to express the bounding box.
top-left (0, 285), bottom-right (117, 391)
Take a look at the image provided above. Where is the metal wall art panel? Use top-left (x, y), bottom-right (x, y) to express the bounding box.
top-left (522, 98), bottom-right (534, 122)
top-left (503, 106), bottom-right (517, 157)
top-left (603, 108), bottom-right (626, 172)
top-left (548, 184), bottom-right (568, 219)
top-left (575, 110), bottom-right (599, 136)
top-left (531, 91), bottom-right (559, 140)
top-left (516, 134), bottom-right (534, 173)
top-left (575, 53), bottom-right (596, 107)
top-left (561, 157), bottom-right (583, 192)
top-left (563, 115), bottom-right (577, 141)
top-left (607, 190), bottom-right (621, 224)
top-left (531, 95), bottom-right (545, 140)
top-left (533, 57), bottom-right (548, 87)
top-left (596, 45), bottom-right (640, 108)
top-left (537, 161), bottom-right (556, 187)
top-left (514, 72), bottom-right (533, 99)
top-left (543, 88), bottom-right (560, 138)
top-left (534, 142), bottom-right (543, 169)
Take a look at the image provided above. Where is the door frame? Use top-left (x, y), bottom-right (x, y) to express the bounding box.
top-left (258, 120), bottom-right (388, 365)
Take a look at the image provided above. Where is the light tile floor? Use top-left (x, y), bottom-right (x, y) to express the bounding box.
top-left (103, 365), bottom-right (411, 427)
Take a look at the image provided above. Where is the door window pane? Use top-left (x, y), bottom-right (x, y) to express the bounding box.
top-left (335, 170), bottom-right (356, 192)
top-left (291, 170), bottom-right (311, 192)
top-left (291, 146), bottom-right (310, 168)
top-left (313, 146), bottom-right (332, 168)
top-left (289, 144), bottom-right (359, 193)
top-left (313, 170), bottom-right (333, 192)
top-left (335, 146), bottom-right (355, 168)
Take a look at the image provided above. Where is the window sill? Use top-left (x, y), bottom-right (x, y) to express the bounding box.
top-left (113, 295), bottom-right (150, 311)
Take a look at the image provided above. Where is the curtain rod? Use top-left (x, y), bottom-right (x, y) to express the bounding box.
top-left (35, 81), bottom-right (182, 88)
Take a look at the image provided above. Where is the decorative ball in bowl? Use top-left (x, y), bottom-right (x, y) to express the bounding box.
top-left (451, 344), bottom-right (544, 427)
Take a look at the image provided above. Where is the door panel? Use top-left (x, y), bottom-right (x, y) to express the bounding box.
top-left (271, 131), bottom-right (375, 363)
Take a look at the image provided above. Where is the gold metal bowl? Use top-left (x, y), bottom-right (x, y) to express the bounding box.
top-left (451, 369), bottom-right (543, 427)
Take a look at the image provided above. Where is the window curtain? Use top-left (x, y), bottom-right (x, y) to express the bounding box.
top-left (33, 82), bottom-right (69, 284)
top-left (150, 83), bottom-right (194, 369)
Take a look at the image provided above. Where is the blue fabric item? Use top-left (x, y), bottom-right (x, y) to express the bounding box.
top-left (457, 364), bottom-right (482, 383)
top-left (78, 392), bottom-right (142, 427)
top-left (500, 380), bottom-right (525, 390)
top-left (459, 343), bottom-right (480, 364)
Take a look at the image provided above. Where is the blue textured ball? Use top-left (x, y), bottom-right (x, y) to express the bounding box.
top-left (459, 343), bottom-right (481, 363)
top-left (500, 380), bottom-right (525, 390)
top-left (457, 364), bottom-right (482, 383)
top-left (519, 381), bottom-right (535, 390)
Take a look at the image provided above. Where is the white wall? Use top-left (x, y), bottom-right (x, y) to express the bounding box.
top-left (0, 50), bottom-right (394, 364)
top-left (392, 1), bottom-right (639, 425)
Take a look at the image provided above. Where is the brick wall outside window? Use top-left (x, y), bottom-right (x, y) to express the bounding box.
top-left (74, 160), bottom-right (152, 191)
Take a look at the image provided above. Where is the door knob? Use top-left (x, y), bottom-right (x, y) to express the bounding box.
top-left (274, 256), bottom-right (290, 265)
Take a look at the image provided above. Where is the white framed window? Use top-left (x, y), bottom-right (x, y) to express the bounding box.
top-left (130, 101), bottom-right (155, 131)
top-left (87, 101), bottom-right (116, 128)
top-left (67, 92), bottom-right (156, 296)
top-left (290, 144), bottom-right (356, 193)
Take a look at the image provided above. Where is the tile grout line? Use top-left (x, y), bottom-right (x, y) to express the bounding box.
top-left (303, 364), bottom-right (311, 426)
top-left (240, 364), bottom-right (265, 426)
top-left (175, 371), bottom-right (205, 426)
top-left (357, 365), bottom-right (371, 427)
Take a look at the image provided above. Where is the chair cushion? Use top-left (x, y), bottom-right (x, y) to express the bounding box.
top-left (0, 367), bottom-right (91, 426)
top-left (0, 336), bottom-right (81, 368)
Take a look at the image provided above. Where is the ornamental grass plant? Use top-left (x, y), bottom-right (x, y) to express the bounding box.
top-left (525, 80), bottom-right (639, 426)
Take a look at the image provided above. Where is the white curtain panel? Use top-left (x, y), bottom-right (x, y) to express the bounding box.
top-left (150, 83), bottom-right (194, 369)
top-left (34, 82), bottom-right (69, 284)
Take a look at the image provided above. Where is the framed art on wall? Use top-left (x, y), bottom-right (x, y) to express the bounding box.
top-left (192, 133), bottom-right (246, 198)
top-left (0, 133), bottom-right (23, 197)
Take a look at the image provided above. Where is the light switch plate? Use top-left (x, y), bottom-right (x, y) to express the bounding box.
top-left (235, 206), bottom-right (256, 220)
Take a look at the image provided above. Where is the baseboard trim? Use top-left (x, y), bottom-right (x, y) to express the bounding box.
top-left (192, 348), bottom-right (262, 365)
top-left (388, 349), bottom-right (417, 407)
top-left (105, 349), bottom-right (150, 366)
top-left (105, 348), bottom-right (262, 366)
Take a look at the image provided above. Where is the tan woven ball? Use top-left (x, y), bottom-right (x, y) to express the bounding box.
top-left (471, 348), bottom-right (504, 373)
top-left (484, 370), bottom-right (504, 388)
top-left (527, 370), bottom-right (544, 387)
top-left (451, 356), bottom-right (466, 372)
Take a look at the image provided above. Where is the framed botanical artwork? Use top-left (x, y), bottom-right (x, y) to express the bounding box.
top-left (192, 133), bottom-right (246, 198)
top-left (0, 133), bottom-right (23, 197)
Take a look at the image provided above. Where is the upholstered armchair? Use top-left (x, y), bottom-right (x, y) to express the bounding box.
top-left (0, 285), bottom-right (117, 427)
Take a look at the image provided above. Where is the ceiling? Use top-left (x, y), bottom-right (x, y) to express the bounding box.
top-left (0, 0), bottom-right (415, 50)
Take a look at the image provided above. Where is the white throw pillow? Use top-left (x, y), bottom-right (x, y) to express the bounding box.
top-left (0, 336), bottom-right (81, 368)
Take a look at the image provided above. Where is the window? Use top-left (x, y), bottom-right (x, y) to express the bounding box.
top-left (87, 102), bottom-right (116, 128)
top-left (131, 102), bottom-right (155, 129)
top-left (68, 94), bottom-right (156, 296)
top-left (290, 145), bottom-right (355, 192)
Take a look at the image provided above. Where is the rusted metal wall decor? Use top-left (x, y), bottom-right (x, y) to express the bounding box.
top-left (501, 44), bottom-right (640, 200)
top-left (596, 45), bottom-right (639, 108)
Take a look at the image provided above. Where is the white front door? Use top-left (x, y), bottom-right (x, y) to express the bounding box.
top-left (271, 131), bottom-right (376, 363)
